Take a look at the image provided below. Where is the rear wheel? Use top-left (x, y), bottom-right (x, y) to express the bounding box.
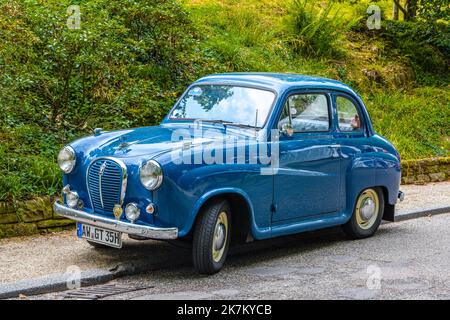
top-left (192, 199), bottom-right (231, 275)
top-left (342, 187), bottom-right (384, 239)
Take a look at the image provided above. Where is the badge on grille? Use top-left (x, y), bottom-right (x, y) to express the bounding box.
top-left (113, 204), bottom-right (123, 220)
top-left (99, 162), bottom-right (107, 176)
top-left (98, 162), bottom-right (107, 208)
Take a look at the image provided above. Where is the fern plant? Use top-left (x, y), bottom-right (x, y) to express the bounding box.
top-left (287, 0), bottom-right (361, 58)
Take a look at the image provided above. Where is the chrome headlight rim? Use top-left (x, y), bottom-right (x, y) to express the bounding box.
top-left (58, 146), bottom-right (76, 174)
top-left (139, 159), bottom-right (163, 191)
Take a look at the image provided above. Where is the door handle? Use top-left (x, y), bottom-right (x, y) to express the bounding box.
top-left (329, 145), bottom-right (341, 157)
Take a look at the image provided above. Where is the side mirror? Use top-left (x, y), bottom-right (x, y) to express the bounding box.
top-left (281, 123), bottom-right (294, 137)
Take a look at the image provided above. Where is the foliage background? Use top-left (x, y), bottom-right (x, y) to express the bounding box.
top-left (0, 0), bottom-right (449, 201)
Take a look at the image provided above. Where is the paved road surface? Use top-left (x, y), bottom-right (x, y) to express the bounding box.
top-left (31, 213), bottom-right (450, 300)
top-left (2, 181), bottom-right (449, 286)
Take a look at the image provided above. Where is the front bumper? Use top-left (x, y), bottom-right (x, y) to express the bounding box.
top-left (53, 201), bottom-right (178, 240)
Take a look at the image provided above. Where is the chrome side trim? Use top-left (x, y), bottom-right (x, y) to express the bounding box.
top-left (53, 201), bottom-right (178, 239)
top-left (86, 157), bottom-right (128, 211)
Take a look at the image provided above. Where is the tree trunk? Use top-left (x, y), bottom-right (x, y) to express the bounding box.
top-left (405, 0), bottom-right (418, 20)
top-left (392, 0), bottom-right (409, 20)
top-left (392, 2), bottom-right (399, 20)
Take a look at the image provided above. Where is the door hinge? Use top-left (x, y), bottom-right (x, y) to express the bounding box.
top-left (270, 203), bottom-right (277, 213)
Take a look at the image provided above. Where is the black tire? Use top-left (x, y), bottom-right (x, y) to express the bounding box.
top-left (342, 187), bottom-right (384, 239)
top-left (86, 240), bottom-right (112, 249)
top-left (192, 199), bottom-right (231, 275)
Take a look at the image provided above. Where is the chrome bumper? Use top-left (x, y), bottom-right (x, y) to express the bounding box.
top-left (53, 201), bottom-right (178, 240)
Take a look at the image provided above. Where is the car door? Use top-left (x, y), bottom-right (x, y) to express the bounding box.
top-left (333, 93), bottom-right (375, 203)
top-left (272, 91), bottom-right (341, 223)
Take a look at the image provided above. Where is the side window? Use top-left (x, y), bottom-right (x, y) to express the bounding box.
top-left (336, 96), bottom-right (362, 132)
top-left (278, 94), bottom-right (330, 133)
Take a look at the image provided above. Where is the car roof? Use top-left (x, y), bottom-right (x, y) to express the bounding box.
top-left (194, 72), bottom-right (358, 96)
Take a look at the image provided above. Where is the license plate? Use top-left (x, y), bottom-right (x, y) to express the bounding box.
top-left (77, 223), bottom-right (122, 248)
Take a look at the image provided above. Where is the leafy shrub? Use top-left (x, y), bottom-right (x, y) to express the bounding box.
top-left (416, 0), bottom-right (450, 22)
top-left (379, 20), bottom-right (449, 84)
top-left (0, 0), bottom-right (203, 201)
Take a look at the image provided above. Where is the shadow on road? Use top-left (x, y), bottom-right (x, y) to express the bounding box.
top-left (78, 223), bottom-right (398, 279)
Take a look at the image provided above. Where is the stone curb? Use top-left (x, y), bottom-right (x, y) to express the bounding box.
top-left (394, 206), bottom-right (450, 222)
top-left (0, 268), bottom-right (114, 299)
top-left (1, 207), bottom-right (449, 299)
top-left (0, 254), bottom-right (190, 300)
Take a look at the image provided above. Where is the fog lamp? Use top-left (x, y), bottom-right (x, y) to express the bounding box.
top-left (125, 203), bottom-right (140, 223)
top-left (66, 191), bottom-right (79, 209)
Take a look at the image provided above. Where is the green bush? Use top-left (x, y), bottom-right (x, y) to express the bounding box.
top-left (0, 0), bottom-right (203, 201)
top-left (380, 20), bottom-right (449, 85)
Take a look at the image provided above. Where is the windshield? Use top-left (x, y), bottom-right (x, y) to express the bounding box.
top-left (169, 85), bottom-right (276, 128)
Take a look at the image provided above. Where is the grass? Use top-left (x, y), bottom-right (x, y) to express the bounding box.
top-left (365, 87), bottom-right (450, 159)
top-left (183, 0), bottom-right (450, 159)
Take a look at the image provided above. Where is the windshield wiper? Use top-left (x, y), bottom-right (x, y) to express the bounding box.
top-left (200, 119), bottom-right (230, 124)
top-left (198, 119), bottom-right (230, 129)
top-left (223, 122), bottom-right (259, 129)
top-left (198, 119), bottom-right (259, 130)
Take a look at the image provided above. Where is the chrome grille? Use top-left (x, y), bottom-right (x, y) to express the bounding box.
top-left (87, 158), bottom-right (125, 213)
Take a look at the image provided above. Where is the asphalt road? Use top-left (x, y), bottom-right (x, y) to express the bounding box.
top-left (32, 213), bottom-right (450, 300)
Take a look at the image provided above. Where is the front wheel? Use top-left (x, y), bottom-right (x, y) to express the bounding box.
top-left (342, 187), bottom-right (384, 239)
top-left (192, 200), bottom-right (231, 275)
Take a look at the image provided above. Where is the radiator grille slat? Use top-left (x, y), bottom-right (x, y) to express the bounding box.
top-left (87, 159), bottom-right (125, 214)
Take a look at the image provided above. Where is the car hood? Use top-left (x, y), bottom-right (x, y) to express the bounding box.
top-left (71, 123), bottom-right (258, 160)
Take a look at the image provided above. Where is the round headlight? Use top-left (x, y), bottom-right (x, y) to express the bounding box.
top-left (125, 203), bottom-right (140, 222)
top-left (66, 191), bottom-right (79, 209)
top-left (58, 146), bottom-right (76, 173)
top-left (140, 160), bottom-right (163, 190)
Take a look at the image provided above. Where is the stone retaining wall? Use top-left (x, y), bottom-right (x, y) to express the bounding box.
top-left (0, 196), bottom-right (74, 239)
top-left (401, 157), bottom-right (450, 184)
top-left (0, 157), bottom-right (449, 239)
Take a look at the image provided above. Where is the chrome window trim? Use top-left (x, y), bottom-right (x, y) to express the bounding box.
top-left (86, 157), bottom-right (128, 211)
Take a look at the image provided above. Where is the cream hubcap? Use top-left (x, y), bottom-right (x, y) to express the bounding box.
top-left (355, 189), bottom-right (379, 230)
top-left (212, 211), bottom-right (228, 263)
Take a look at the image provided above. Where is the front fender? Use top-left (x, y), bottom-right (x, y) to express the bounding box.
top-left (181, 187), bottom-right (269, 239)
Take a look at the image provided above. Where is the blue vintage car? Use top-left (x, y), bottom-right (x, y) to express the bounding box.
top-left (54, 73), bottom-right (403, 274)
